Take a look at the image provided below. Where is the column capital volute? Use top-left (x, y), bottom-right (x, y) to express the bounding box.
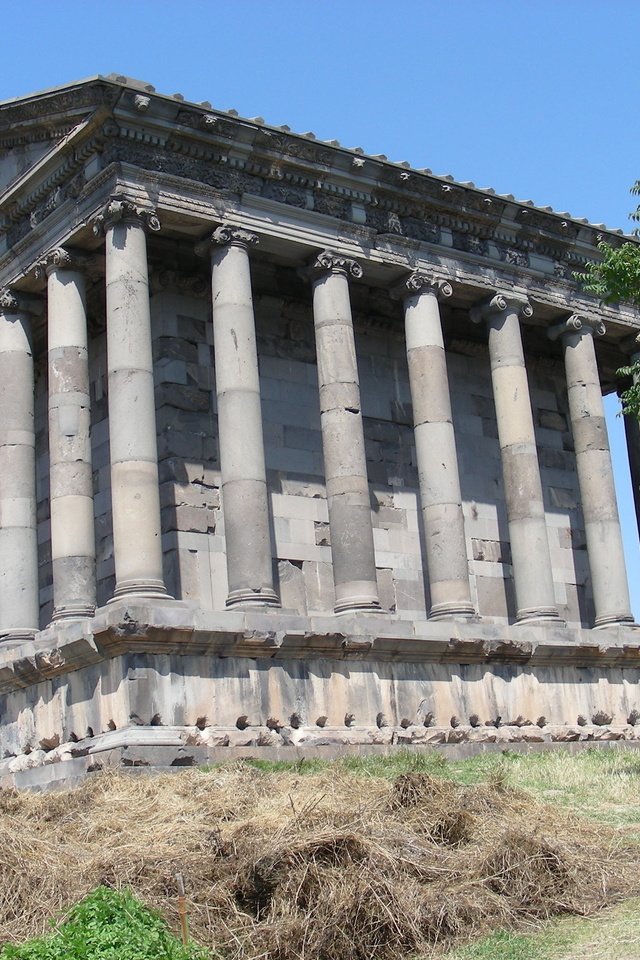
top-left (0, 288), bottom-right (42, 316)
top-left (195, 224), bottom-right (259, 257)
top-left (300, 249), bottom-right (363, 283)
top-left (548, 313), bottom-right (606, 342)
top-left (33, 246), bottom-right (88, 280)
top-left (470, 292), bottom-right (533, 325)
top-left (391, 271), bottom-right (453, 302)
top-left (91, 196), bottom-right (161, 237)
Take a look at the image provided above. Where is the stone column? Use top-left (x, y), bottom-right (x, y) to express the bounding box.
top-left (394, 272), bottom-right (474, 619)
top-left (305, 251), bottom-right (380, 613)
top-left (0, 290), bottom-right (39, 639)
top-left (472, 294), bottom-right (561, 623)
top-left (620, 334), bottom-right (640, 542)
top-left (549, 315), bottom-right (634, 626)
top-left (197, 225), bottom-right (278, 607)
top-left (93, 198), bottom-right (168, 600)
top-left (36, 249), bottom-right (96, 620)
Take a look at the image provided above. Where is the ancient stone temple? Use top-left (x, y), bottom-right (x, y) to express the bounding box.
top-left (1, 74), bottom-right (640, 786)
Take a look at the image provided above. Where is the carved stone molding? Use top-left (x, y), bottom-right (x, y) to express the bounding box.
top-left (195, 224), bottom-right (259, 258)
top-left (0, 288), bottom-right (41, 315)
top-left (548, 313), bottom-right (606, 342)
top-left (303, 250), bottom-right (363, 281)
top-left (0, 289), bottom-right (19, 313)
top-left (91, 197), bottom-right (161, 236)
top-left (34, 246), bottom-right (88, 279)
top-left (470, 293), bottom-right (534, 325)
top-left (391, 271), bottom-right (453, 302)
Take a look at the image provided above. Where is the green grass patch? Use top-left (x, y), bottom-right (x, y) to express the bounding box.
top-left (230, 747), bottom-right (640, 832)
top-left (0, 886), bottom-right (207, 960)
top-left (444, 898), bottom-right (640, 960)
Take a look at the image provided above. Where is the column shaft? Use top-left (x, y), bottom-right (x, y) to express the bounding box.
top-left (0, 292), bottom-right (38, 638)
top-left (308, 253), bottom-right (380, 613)
top-left (399, 275), bottom-right (474, 618)
top-left (622, 344), bottom-right (640, 542)
top-left (206, 226), bottom-right (278, 607)
top-left (98, 200), bottom-right (168, 599)
top-left (555, 317), bottom-right (633, 626)
top-left (473, 295), bottom-right (560, 622)
top-left (623, 401), bottom-right (640, 542)
top-left (41, 251), bottom-right (96, 619)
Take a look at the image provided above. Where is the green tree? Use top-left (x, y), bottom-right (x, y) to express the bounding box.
top-left (579, 180), bottom-right (640, 419)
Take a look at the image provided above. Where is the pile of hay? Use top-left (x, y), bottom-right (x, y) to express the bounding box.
top-left (0, 764), bottom-right (635, 959)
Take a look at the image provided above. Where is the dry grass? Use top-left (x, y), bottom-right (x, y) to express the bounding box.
top-left (0, 763), bottom-right (637, 959)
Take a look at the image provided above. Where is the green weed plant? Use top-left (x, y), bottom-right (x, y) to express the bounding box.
top-left (0, 886), bottom-right (208, 960)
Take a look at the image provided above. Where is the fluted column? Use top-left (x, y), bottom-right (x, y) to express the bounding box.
top-left (549, 315), bottom-right (634, 626)
top-left (394, 272), bottom-right (474, 619)
top-left (0, 290), bottom-right (38, 638)
top-left (36, 249), bottom-right (96, 620)
top-left (472, 294), bottom-right (561, 623)
top-left (92, 198), bottom-right (168, 600)
top-left (305, 251), bottom-right (380, 613)
top-left (197, 225), bottom-right (278, 607)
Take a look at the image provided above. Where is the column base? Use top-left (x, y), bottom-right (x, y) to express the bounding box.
top-left (0, 628), bottom-right (37, 643)
top-left (110, 579), bottom-right (171, 602)
top-left (334, 598), bottom-right (382, 615)
top-left (429, 601), bottom-right (477, 621)
top-left (593, 613), bottom-right (637, 629)
top-left (226, 587), bottom-right (280, 608)
top-left (515, 606), bottom-right (565, 625)
top-left (52, 602), bottom-right (96, 622)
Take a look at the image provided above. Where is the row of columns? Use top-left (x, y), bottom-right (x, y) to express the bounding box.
top-left (0, 201), bottom-right (634, 638)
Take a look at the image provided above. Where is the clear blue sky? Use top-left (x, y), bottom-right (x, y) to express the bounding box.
top-left (3, 0), bottom-right (640, 617)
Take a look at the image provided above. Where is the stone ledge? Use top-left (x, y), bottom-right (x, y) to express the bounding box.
top-left (0, 600), bottom-right (639, 695)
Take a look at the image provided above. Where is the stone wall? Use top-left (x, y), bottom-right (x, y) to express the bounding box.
top-left (31, 262), bottom-right (594, 628)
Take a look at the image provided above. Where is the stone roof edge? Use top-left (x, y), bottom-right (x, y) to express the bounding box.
top-left (1, 73), bottom-right (636, 243)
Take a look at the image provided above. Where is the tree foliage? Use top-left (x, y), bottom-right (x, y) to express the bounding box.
top-left (577, 180), bottom-right (640, 420)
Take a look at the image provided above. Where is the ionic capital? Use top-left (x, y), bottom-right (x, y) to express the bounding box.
top-left (195, 224), bottom-right (259, 258)
top-left (548, 313), bottom-right (606, 342)
top-left (34, 247), bottom-right (88, 280)
top-left (302, 249), bottom-right (363, 282)
top-left (391, 271), bottom-right (453, 302)
top-left (0, 288), bottom-right (41, 316)
top-left (470, 293), bottom-right (533, 325)
top-left (0, 289), bottom-right (19, 313)
top-left (91, 197), bottom-right (161, 236)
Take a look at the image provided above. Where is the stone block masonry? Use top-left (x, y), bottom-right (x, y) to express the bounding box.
top-left (0, 74), bottom-right (638, 781)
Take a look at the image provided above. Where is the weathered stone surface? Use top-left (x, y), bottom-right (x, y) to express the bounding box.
top-left (0, 77), bottom-right (638, 781)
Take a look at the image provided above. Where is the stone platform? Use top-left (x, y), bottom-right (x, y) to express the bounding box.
top-left (1, 598), bottom-right (639, 788)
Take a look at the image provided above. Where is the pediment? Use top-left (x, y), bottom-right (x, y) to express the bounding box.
top-left (0, 79), bottom-right (118, 194)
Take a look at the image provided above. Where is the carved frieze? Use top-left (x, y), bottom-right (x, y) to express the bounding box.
top-left (263, 181), bottom-right (308, 208)
top-left (496, 244), bottom-right (530, 268)
top-left (101, 141), bottom-right (264, 197)
top-left (366, 208), bottom-right (440, 243)
top-left (313, 193), bottom-right (350, 219)
top-left (452, 231), bottom-right (489, 256)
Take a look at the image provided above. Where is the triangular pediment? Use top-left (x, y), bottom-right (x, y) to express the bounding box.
top-left (0, 76), bottom-right (126, 194)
